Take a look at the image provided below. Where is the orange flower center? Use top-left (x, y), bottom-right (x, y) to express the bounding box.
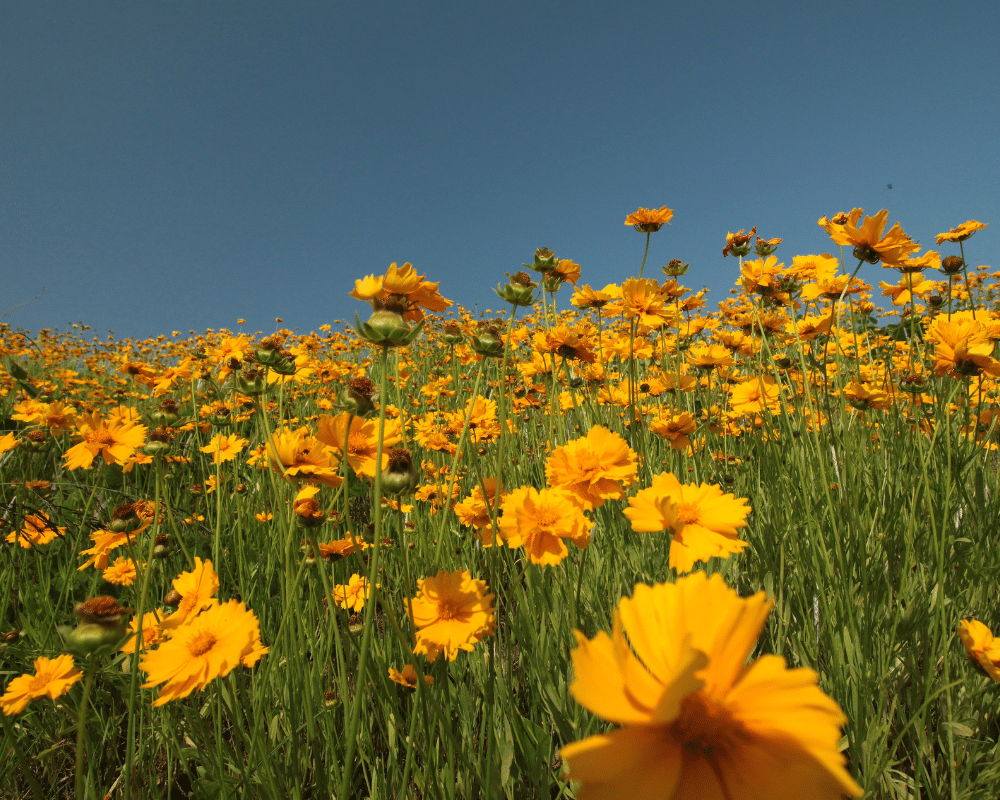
top-left (28, 672), bottom-right (53, 692)
top-left (187, 631), bottom-right (218, 657)
top-left (675, 502), bottom-right (701, 526)
top-left (92, 430), bottom-right (116, 448)
top-left (436, 600), bottom-right (464, 621)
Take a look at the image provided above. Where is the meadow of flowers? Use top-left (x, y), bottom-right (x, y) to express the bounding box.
top-left (1, 208), bottom-right (999, 799)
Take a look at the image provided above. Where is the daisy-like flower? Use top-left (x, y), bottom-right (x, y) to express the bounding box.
top-left (332, 574), bottom-right (374, 612)
top-left (0, 431), bottom-right (17, 455)
top-left (497, 486), bottom-right (591, 566)
top-left (559, 572), bottom-right (863, 799)
top-left (407, 569), bottom-right (495, 662)
top-left (1, 654), bottom-right (83, 716)
top-left (454, 478), bottom-right (507, 544)
top-left (926, 317), bottom-right (1000, 378)
top-left (317, 537), bottom-right (358, 561)
top-left (625, 206), bottom-right (674, 233)
top-left (63, 411), bottom-right (148, 471)
top-left (957, 619), bottom-right (1000, 681)
top-left (316, 413), bottom-right (402, 478)
top-left (545, 426), bottom-right (638, 510)
top-left (158, 557), bottom-right (220, 634)
top-left (686, 343), bottom-right (735, 372)
top-left (936, 220), bottom-right (988, 244)
top-left (267, 427), bottom-right (343, 487)
top-left (120, 611), bottom-right (165, 654)
top-left (621, 279), bottom-right (676, 330)
top-left (102, 555), bottom-right (140, 586)
top-left (819, 208), bottom-right (919, 266)
top-left (199, 433), bottom-right (249, 465)
top-left (350, 262), bottom-right (452, 322)
top-left (624, 472), bottom-right (750, 573)
top-left (533, 324), bottom-right (597, 364)
top-left (5, 512), bottom-right (66, 549)
top-left (388, 663), bottom-right (434, 689)
top-left (722, 227), bottom-right (756, 258)
top-left (648, 412), bottom-right (698, 451)
top-left (140, 600), bottom-right (266, 706)
top-left (571, 284), bottom-right (617, 310)
top-left (729, 376), bottom-right (781, 416)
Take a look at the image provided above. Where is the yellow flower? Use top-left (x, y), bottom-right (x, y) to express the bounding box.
top-left (819, 208), bottom-right (919, 266)
top-left (388, 663), bottom-right (434, 689)
top-left (316, 413), bottom-right (402, 478)
top-left (454, 478), bottom-right (507, 545)
top-left (621, 279), bottom-right (675, 330)
top-left (267, 427), bottom-right (343, 487)
top-left (78, 529), bottom-right (131, 571)
top-left (625, 206), bottom-right (673, 233)
top-left (624, 473), bottom-right (750, 573)
top-left (158, 557), bottom-right (220, 634)
top-left (102, 556), bottom-right (140, 586)
top-left (199, 433), bottom-right (248, 464)
top-left (332, 574), bottom-right (374, 612)
top-left (120, 611), bottom-right (165, 654)
top-left (1, 654), bottom-right (83, 716)
top-left (140, 600), bottom-right (265, 706)
top-left (407, 570), bottom-right (495, 662)
top-left (63, 411), bottom-right (147, 470)
top-left (729, 375), bottom-right (780, 416)
top-left (560, 572), bottom-right (863, 799)
top-left (936, 220), bottom-right (988, 244)
top-left (545, 426), bottom-right (638, 510)
top-left (497, 486), bottom-right (591, 566)
top-left (648, 412), bottom-right (697, 451)
top-left (957, 619), bottom-right (1000, 681)
top-left (0, 432), bottom-right (17, 455)
top-left (4, 512), bottom-right (65, 549)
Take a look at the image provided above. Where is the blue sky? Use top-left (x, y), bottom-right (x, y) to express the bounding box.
top-left (3, 0), bottom-right (998, 340)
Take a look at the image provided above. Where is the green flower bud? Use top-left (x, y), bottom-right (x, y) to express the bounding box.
top-left (523, 247), bottom-right (558, 273)
top-left (383, 448), bottom-right (419, 496)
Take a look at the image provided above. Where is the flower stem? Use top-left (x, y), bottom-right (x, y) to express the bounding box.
top-left (75, 656), bottom-right (98, 800)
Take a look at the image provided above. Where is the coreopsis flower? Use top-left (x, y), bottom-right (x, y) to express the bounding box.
top-left (120, 611), bottom-right (165, 654)
top-left (316, 413), bottom-right (402, 478)
top-left (140, 600), bottom-right (266, 706)
top-left (926, 317), bottom-right (1000, 378)
top-left (648, 412), bottom-right (697, 451)
top-left (686, 343), bottom-right (735, 372)
top-left (554, 258), bottom-right (582, 285)
top-left (958, 619), bottom-right (1000, 681)
top-left (78, 529), bottom-right (131, 571)
top-left (11, 399), bottom-right (77, 434)
top-left (533, 324), bottom-right (597, 364)
top-left (388, 664), bottom-right (434, 689)
top-left (625, 206), bottom-right (673, 233)
top-left (936, 220), bottom-right (988, 244)
top-left (545, 426), bottom-right (638, 510)
top-left (158, 558), bottom-right (220, 634)
top-left (497, 486), bottom-right (591, 566)
top-left (407, 570), bottom-right (495, 662)
top-left (350, 262), bottom-right (451, 322)
top-left (729, 375), bottom-right (781, 416)
top-left (737, 255), bottom-right (784, 296)
top-left (317, 537), bottom-right (357, 561)
top-left (559, 572), bottom-right (863, 799)
top-left (621, 279), bottom-right (675, 329)
top-left (102, 556), bottom-right (140, 586)
top-left (454, 478), bottom-right (507, 545)
top-left (1, 654), bottom-right (82, 716)
top-left (0, 432), bottom-right (17, 455)
top-left (4, 512), bottom-right (65, 549)
top-left (571, 284), bottom-right (616, 310)
top-left (722, 227), bottom-right (756, 258)
top-left (879, 272), bottom-right (936, 306)
top-left (199, 433), bottom-right (248, 464)
top-left (624, 472), bottom-right (750, 573)
top-left (819, 208), bottom-right (919, 266)
top-left (842, 380), bottom-right (890, 412)
top-left (267, 427), bottom-right (343, 487)
top-left (332, 574), bottom-right (374, 612)
top-left (63, 411), bottom-right (148, 470)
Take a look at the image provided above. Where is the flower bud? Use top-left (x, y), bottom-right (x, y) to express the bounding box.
top-left (141, 429), bottom-right (174, 457)
top-left (441, 321), bottom-right (465, 345)
top-left (470, 321), bottom-right (505, 358)
top-left (66, 596), bottom-right (131, 656)
top-left (941, 256), bottom-right (965, 275)
top-left (208, 406), bottom-right (232, 426)
top-left (356, 297), bottom-right (424, 348)
top-left (383, 448), bottom-right (419, 496)
top-left (661, 259), bottom-right (690, 277)
top-left (495, 272), bottom-right (538, 307)
top-left (3, 630), bottom-right (20, 644)
top-left (152, 533), bottom-right (173, 559)
top-left (237, 369), bottom-right (267, 396)
top-left (19, 430), bottom-right (47, 452)
top-left (110, 503), bottom-right (143, 533)
top-left (164, 589), bottom-right (182, 606)
top-left (523, 247), bottom-right (558, 273)
top-left (340, 376), bottom-right (377, 417)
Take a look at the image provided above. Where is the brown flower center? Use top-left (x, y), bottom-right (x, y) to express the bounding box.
top-left (672, 692), bottom-right (747, 757)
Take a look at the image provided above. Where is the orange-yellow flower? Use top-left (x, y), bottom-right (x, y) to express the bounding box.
top-left (958, 619), bottom-right (1000, 681)
top-left (1, 654), bottom-right (82, 716)
top-left (316, 413), bottom-right (402, 478)
top-left (267, 427), bottom-right (343, 487)
top-left (158, 558), bottom-right (220, 634)
top-left (140, 600), bottom-right (265, 706)
top-left (407, 570), bottom-right (495, 662)
top-left (559, 572), bottom-right (863, 799)
top-left (936, 220), bottom-right (988, 244)
top-left (199, 433), bottom-right (248, 464)
top-left (729, 375), bottom-right (781, 416)
top-left (819, 208), bottom-right (919, 266)
top-left (497, 486), bottom-right (591, 566)
top-left (625, 206), bottom-right (673, 232)
top-left (624, 473), bottom-right (750, 573)
top-left (5, 512), bottom-right (65, 549)
top-left (63, 412), bottom-right (147, 470)
top-left (621, 279), bottom-right (675, 329)
top-left (388, 663), bottom-right (434, 689)
top-left (332, 574), bottom-right (374, 612)
top-left (545, 426), bottom-right (638, 510)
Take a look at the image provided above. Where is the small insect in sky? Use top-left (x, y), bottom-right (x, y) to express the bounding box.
top-left (886, 183), bottom-right (893, 190)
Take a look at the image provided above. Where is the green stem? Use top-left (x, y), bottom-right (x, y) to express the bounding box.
top-left (75, 657), bottom-right (98, 800)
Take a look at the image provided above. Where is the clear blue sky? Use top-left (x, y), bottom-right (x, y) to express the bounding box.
top-left (3, 0), bottom-right (998, 339)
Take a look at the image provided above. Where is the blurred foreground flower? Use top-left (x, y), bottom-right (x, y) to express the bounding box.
top-left (560, 572), bottom-right (863, 799)
top-left (958, 619), bottom-right (1000, 681)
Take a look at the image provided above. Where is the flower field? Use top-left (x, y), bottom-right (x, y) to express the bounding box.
top-left (2, 208), bottom-right (1000, 798)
